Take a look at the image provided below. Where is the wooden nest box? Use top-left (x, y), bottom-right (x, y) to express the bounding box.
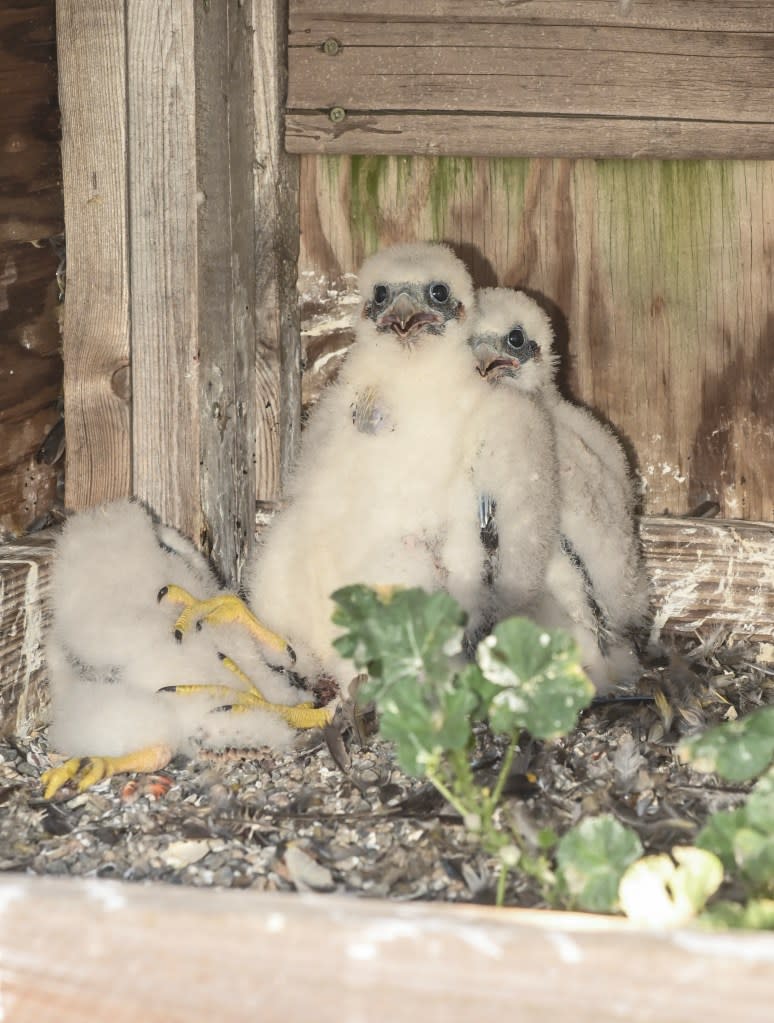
top-left (3, 3), bottom-right (774, 719)
top-left (2, 3), bottom-right (774, 1015)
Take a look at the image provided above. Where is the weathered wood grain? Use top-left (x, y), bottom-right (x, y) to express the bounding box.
top-left (0, 1), bottom-right (62, 244)
top-left (58, 1), bottom-right (296, 584)
top-left (191, 1), bottom-right (260, 587)
top-left (288, 27), bottom-right (773, 120)
top-left (0, 239), bottom-right (62, 533)
top-left (127, 1), bottom-right (201, 544)
top-left (643, 517), bottom-right (774, 646)
top-left (3, 876), bottom-right (774, 1023)
top-left (0, 408), bottom-right (61, 536)
top-left (57, 0), bottom-right (131, 510)
top-left (290, 0), bottom-right (774, 33)
top-left (0, 533), bottom-right (52, 738)
top-left (0, 2), bottom-right (64, 533)
top-left (297, 155), bottom-right (774, 521)
top-left (286, 2), bottom-right (774, 158)
top-left (253, 0), bottom-right (302, 496)
top-left (286, 113), bottom-right (774, 160)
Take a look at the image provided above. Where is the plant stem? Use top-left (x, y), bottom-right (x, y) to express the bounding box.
top-left (425, 766), bottom-right (472, 822)
top-left (496, 862), bottom-right (509, 907)
top-left (488, 731), bottom-right (519, 813)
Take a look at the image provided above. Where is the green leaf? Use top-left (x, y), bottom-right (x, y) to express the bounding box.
top-left (555, 815), bottom-right (643, 913)
top-left (373, 675), bottom-right (476, 778)
top-left (679, 706), bottom-right (774, 782)
top-left (537, 827), bottom-right (559, 852)
top-left (697, 769), bottom-right (774, 895)
top-left (332, 585), bottom-right (466, 697)
top-left (456, 662), bottom-right (500, 722)
top-left (477, 617), bottom-right (594, 738)
top-left (618, 847), bottom-right (724, 928)
top-left (732, 829), bottom-right (774, 895)
top-left (745, 768), bottom-right (774, 834)
top-left (697, 808), bottom-right (747, 872)
top-left (700, 898), bottom-right (774, 931)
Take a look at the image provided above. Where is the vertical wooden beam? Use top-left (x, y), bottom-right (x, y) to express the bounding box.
top-left (253, 0), bottom-right (301, 496)
top-left (127, 1), bottom-right (201, 545)
top-left (193, 2), bottom-right (258, 586)
top-left (58, 0), bottom-right (300, 584)
top-left (56, 0), bottom-right (131, 509)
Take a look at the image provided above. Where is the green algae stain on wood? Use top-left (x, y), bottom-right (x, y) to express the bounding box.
top-left (591, 160), bottom-right (738, 312)
top-left (348, 155), bottom-right (389, 256)
top-left (299, 152), bottom-right (774, 519)
top-left (426, 157), bottom-right (473, 237)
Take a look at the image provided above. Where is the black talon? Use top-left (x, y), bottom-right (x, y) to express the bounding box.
top-left (157, 586), bottom-right (168, 602)
top-left (286, 643), bottom-right (297, 665)
top-left (217, 652), bottom-right (227, 661)
top-left (174, 629), bottom-right (183, 643)
top-left (196, 621), bottom-right (203, 632)
top-left (267, 663), bottom-right (307, 689)
top-left (213, 704), bottom-right (234, 714)
top-left (157, 685), bottom-right (178, 693)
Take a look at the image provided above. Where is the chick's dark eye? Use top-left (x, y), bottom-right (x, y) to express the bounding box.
top-left (373, 284), bottom-right (389, 305)
top-left (506, 326), bottom-right (527, 351)
top-left (429, 282), bottom-right (450, 304)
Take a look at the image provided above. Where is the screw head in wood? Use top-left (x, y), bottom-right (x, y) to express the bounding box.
top-left (329, 106), bottom-right (346, 124)
top-left (322, 37), bottom-right (341, 56)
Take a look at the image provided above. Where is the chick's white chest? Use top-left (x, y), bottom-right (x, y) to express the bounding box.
top-left (344, 339), bottom-right (479, 515)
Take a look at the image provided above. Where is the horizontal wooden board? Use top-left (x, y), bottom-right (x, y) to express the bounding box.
top-left (287, 113), bottom-right (774, 160)
top-left (3, 875), bottom-right (774, 1023)
top-left (643, 517), bottom-right (774, 646)
top-left (287, 2), bottom-right (774, 157)
top-left (290, 1), bottom-right (774, 34)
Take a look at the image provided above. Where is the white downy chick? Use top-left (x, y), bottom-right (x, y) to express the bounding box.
top-left (471, 288), bottom-right (650, 691)
top-left (247, 243), bottom-right (558, 683)
top-left (46, 500), bottom-right (308, 761)
top-left (248, 243), bottom-right (483, 681)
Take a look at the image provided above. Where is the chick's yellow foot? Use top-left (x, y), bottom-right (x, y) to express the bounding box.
top-left (157, 585), bottom-right (295, 663)
top-left (211, 652), bottom-right (332, 727)
top-left (159, 677), bottom-right (333, 731)
top-left (42, 744), bottom-right (173, 800)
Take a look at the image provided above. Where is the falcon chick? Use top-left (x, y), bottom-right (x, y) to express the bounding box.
top-left (247, 242), bottom-right (558, 681)
top-left (42, 500), bottom-right (327, 796)
top-left (471, 288), bottom-right (650, 690)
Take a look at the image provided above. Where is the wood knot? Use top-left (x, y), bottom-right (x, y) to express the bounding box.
top-left (111, 363), bottom-right (131, 401)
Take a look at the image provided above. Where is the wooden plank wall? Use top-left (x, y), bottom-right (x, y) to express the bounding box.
top-left (286, 1), bottom-right (774, 158)
top-left (56, 0), bottom-right (298, 587)
top-left (0, 1), bottom-right (63, 535)
top-left (297, 155), bottom-right (774, 521)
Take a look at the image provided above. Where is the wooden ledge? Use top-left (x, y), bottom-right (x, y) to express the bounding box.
top-left (642, 516), bottom-right (774, 646)
top-left (0, 531), bottom-right (53, 738)
top-left (1, 875), bottom-right (773, 1022)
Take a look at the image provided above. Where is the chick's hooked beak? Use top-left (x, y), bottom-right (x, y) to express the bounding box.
top-left (379, 291), bottom-right (444, 342)
top-left (471, 339), bottom-right (522, 381)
